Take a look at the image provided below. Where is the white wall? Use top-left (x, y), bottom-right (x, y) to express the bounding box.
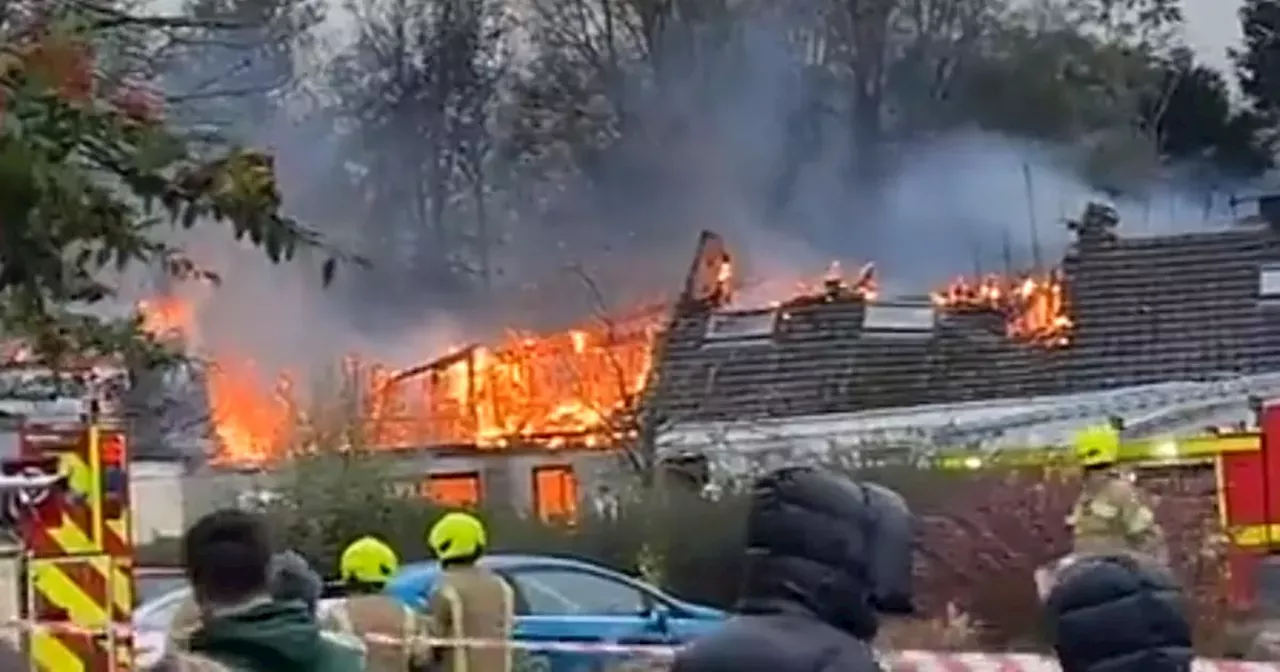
top-left (130, 461), bottom-right (187, 544)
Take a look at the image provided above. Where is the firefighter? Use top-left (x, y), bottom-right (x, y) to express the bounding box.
top-left (422, 512), bottom-right (515, 672)
top-left (1067, 423), bottom-right (1169, 565)
top-left (320, 536), bottom-right (426, 671)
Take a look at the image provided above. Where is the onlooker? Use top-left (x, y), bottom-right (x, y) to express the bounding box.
top-left (161, 509), bottom-right (365, 672)
top-left (1043, 553), bottom-right (1193, 672)
top-left (671, 466), bottom-right (915, 672)
top-left (268, 549), bottom-right (323, 614)
top-left (167, 549), bottom-right (330, 653)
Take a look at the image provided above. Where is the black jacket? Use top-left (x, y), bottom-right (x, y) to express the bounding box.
top-left (1045, 555), bottom-right (1193, 672)
top-left (672, 467), bottom-right (914, 672)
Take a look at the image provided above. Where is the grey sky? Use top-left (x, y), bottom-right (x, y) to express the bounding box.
top-left (1184, 0), bottom-right (1242, 72)
top-left (147, 0), bottom-right (1246, 78)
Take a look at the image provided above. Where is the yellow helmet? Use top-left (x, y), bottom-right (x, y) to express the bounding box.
top-left (339, 536), bottom-right (399, 585)
top-left (428, 512), bottom-right (487, 562)
top-left (1074, 424), bottom-right (1120, 467)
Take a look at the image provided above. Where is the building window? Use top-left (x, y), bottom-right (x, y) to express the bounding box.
top-left (532, 464), bottom-right (578, 522)
top-left (423, 471), bottom-right (481, 508)
top-left (862, 303), bottom-right (935, 335)
top-left (1261, 266), bottom-right (1280, 299)
top-left (704, 310), bottom-right (776, 341)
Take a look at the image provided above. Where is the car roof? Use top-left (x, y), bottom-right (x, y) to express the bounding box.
top-left (397, 553), bottom-right (619, 576)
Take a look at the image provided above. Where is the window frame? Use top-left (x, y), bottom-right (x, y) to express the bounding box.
top-left (1261, 264), bottom-right (1280, 299)
top-left (422, 470), bottom-right (482, 507)
top-left (862, 303), bottom-right (936, 332)
top-left (504, 565), bottom-right (662, 618)
top-left (703, 310), bottom-right (777, 342)
top-left (135, 587), bottom-right (191, 629)
top-left (531, 464), bottom-right (578, 522)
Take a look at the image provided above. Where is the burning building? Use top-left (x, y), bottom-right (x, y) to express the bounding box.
top-left (652, 202), bottom-right (1280, 471)
top-left (123, 199), bottom-right (1280, 516)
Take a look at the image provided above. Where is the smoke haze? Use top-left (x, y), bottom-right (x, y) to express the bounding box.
top-left (148, 3), bottom-right (1255, 381)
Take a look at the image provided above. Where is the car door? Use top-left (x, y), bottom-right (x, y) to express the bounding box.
top-left (504, 566), bottom-right (671, 672)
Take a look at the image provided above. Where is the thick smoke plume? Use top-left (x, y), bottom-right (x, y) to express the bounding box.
top-left (151, 3), bottom-right (1250, 392)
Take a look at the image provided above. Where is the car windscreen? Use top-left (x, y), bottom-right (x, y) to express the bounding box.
top-left (135, 588), bottom-right (190, 629)
top-left (136, 574), bottom-right (187, 606)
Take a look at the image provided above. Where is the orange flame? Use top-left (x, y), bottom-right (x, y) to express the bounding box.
top-left (930, 272), bottom-right (1073, 346)
top-left (135, 297), bottom-right (660, 463)
top-left (369, 311), bottom-right (660, 451)
top-left (133, 261), bottom-right (1070, 465)
top-left (137, 297), bottom-right (195, 339)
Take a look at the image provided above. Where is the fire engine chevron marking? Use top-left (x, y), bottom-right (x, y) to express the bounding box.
top-left (30, 626), bottom-right (88, 672)
top-left (104, 516), bottom-right (130, 557)
top-left (48, 514), bottom-right (96, 556)
top-left (109, 560), bottom-right (132, 623)
top-left (32, 558), bottom-right (109, 627)
top-left (58, 448), bottom-right (92, 498)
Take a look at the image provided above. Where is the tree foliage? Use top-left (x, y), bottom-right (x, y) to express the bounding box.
top-left (7, 0), bottom-right (1275, 364)
top-left (1143, 51), bottom-right (1274, 179)
top-left (316, 0), bottom-right (508, 312)
top-left (1235, 0), bottom-right (1280, 125)
top-left (0, 7), bottom-right (353, 365)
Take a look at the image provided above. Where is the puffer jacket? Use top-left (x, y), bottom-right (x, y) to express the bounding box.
top-left (671, 466), bottom-right (915, 672)
top-left (1044, 554), bottom-right (1193, 672)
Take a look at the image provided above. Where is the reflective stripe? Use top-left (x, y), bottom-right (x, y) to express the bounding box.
top-left (1087, 499), bottom-right (1119, 519)
top-left (1233, 523), bottom-right (1280, 546)
top-left (401, 603), bottom-right (416, 667)
top-left (439, 583), bottom-right (466, 672)
top-left (1125, 506), bottom-right (1155, 535)
top-left (328, 601), bottom-right (355, 636)
top-left (499, 578), bottom-right (515, 672)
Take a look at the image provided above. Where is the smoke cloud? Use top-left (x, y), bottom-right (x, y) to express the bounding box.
top-left (151, 3), bottom-right (1252, 383)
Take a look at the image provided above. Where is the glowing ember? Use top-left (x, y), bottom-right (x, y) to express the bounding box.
top-left (930, 272), bottom-right (1073, 346)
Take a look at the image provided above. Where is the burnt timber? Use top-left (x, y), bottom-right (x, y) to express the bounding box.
top-left (644, 205), bottom-right (1280, 424)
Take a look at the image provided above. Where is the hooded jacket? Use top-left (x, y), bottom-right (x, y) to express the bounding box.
top-left (269, 550), bottom-right (323, 614)
top-left (167, 551), bottom-right (325, 654)
top-left (179, 599), bottom-right (366, 672)
top-left (671, 467), bottom-right (914, 672)
top-left (1045, 554), bottom-right (1192, 672)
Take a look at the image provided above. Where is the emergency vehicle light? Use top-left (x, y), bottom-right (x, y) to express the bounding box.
top-left (100, 432), bottom-right (124, 467)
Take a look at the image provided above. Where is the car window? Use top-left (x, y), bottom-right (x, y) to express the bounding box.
top-left (511, 569), bottom-right (648, 616)
top-left (135, 588), bottom-right (190, 630)
top-left (136, 574), bottom-right (187, 606)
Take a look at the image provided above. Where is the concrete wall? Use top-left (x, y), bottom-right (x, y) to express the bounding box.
top-left (131, 461), bottom-right (187, 544)
top-left (131, 449), bottom-right (629, 538)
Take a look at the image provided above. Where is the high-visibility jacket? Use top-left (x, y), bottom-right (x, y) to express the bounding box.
top-left (1068, 469), bottom-right (1168, 565)
top-left (321, 593), bottom-right (426, 672)
top-left (423, 565), bottom-right (516, 672)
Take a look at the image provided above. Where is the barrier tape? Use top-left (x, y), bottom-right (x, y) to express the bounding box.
top-left (8, 620), bottom-right (1280, 670)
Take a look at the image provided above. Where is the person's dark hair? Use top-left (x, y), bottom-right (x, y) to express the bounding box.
top-left (182, 509), bottom-right (272, 605)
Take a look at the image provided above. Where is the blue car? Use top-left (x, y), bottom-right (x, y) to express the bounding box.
top-left (385, 554), bottom-right (724, 671)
